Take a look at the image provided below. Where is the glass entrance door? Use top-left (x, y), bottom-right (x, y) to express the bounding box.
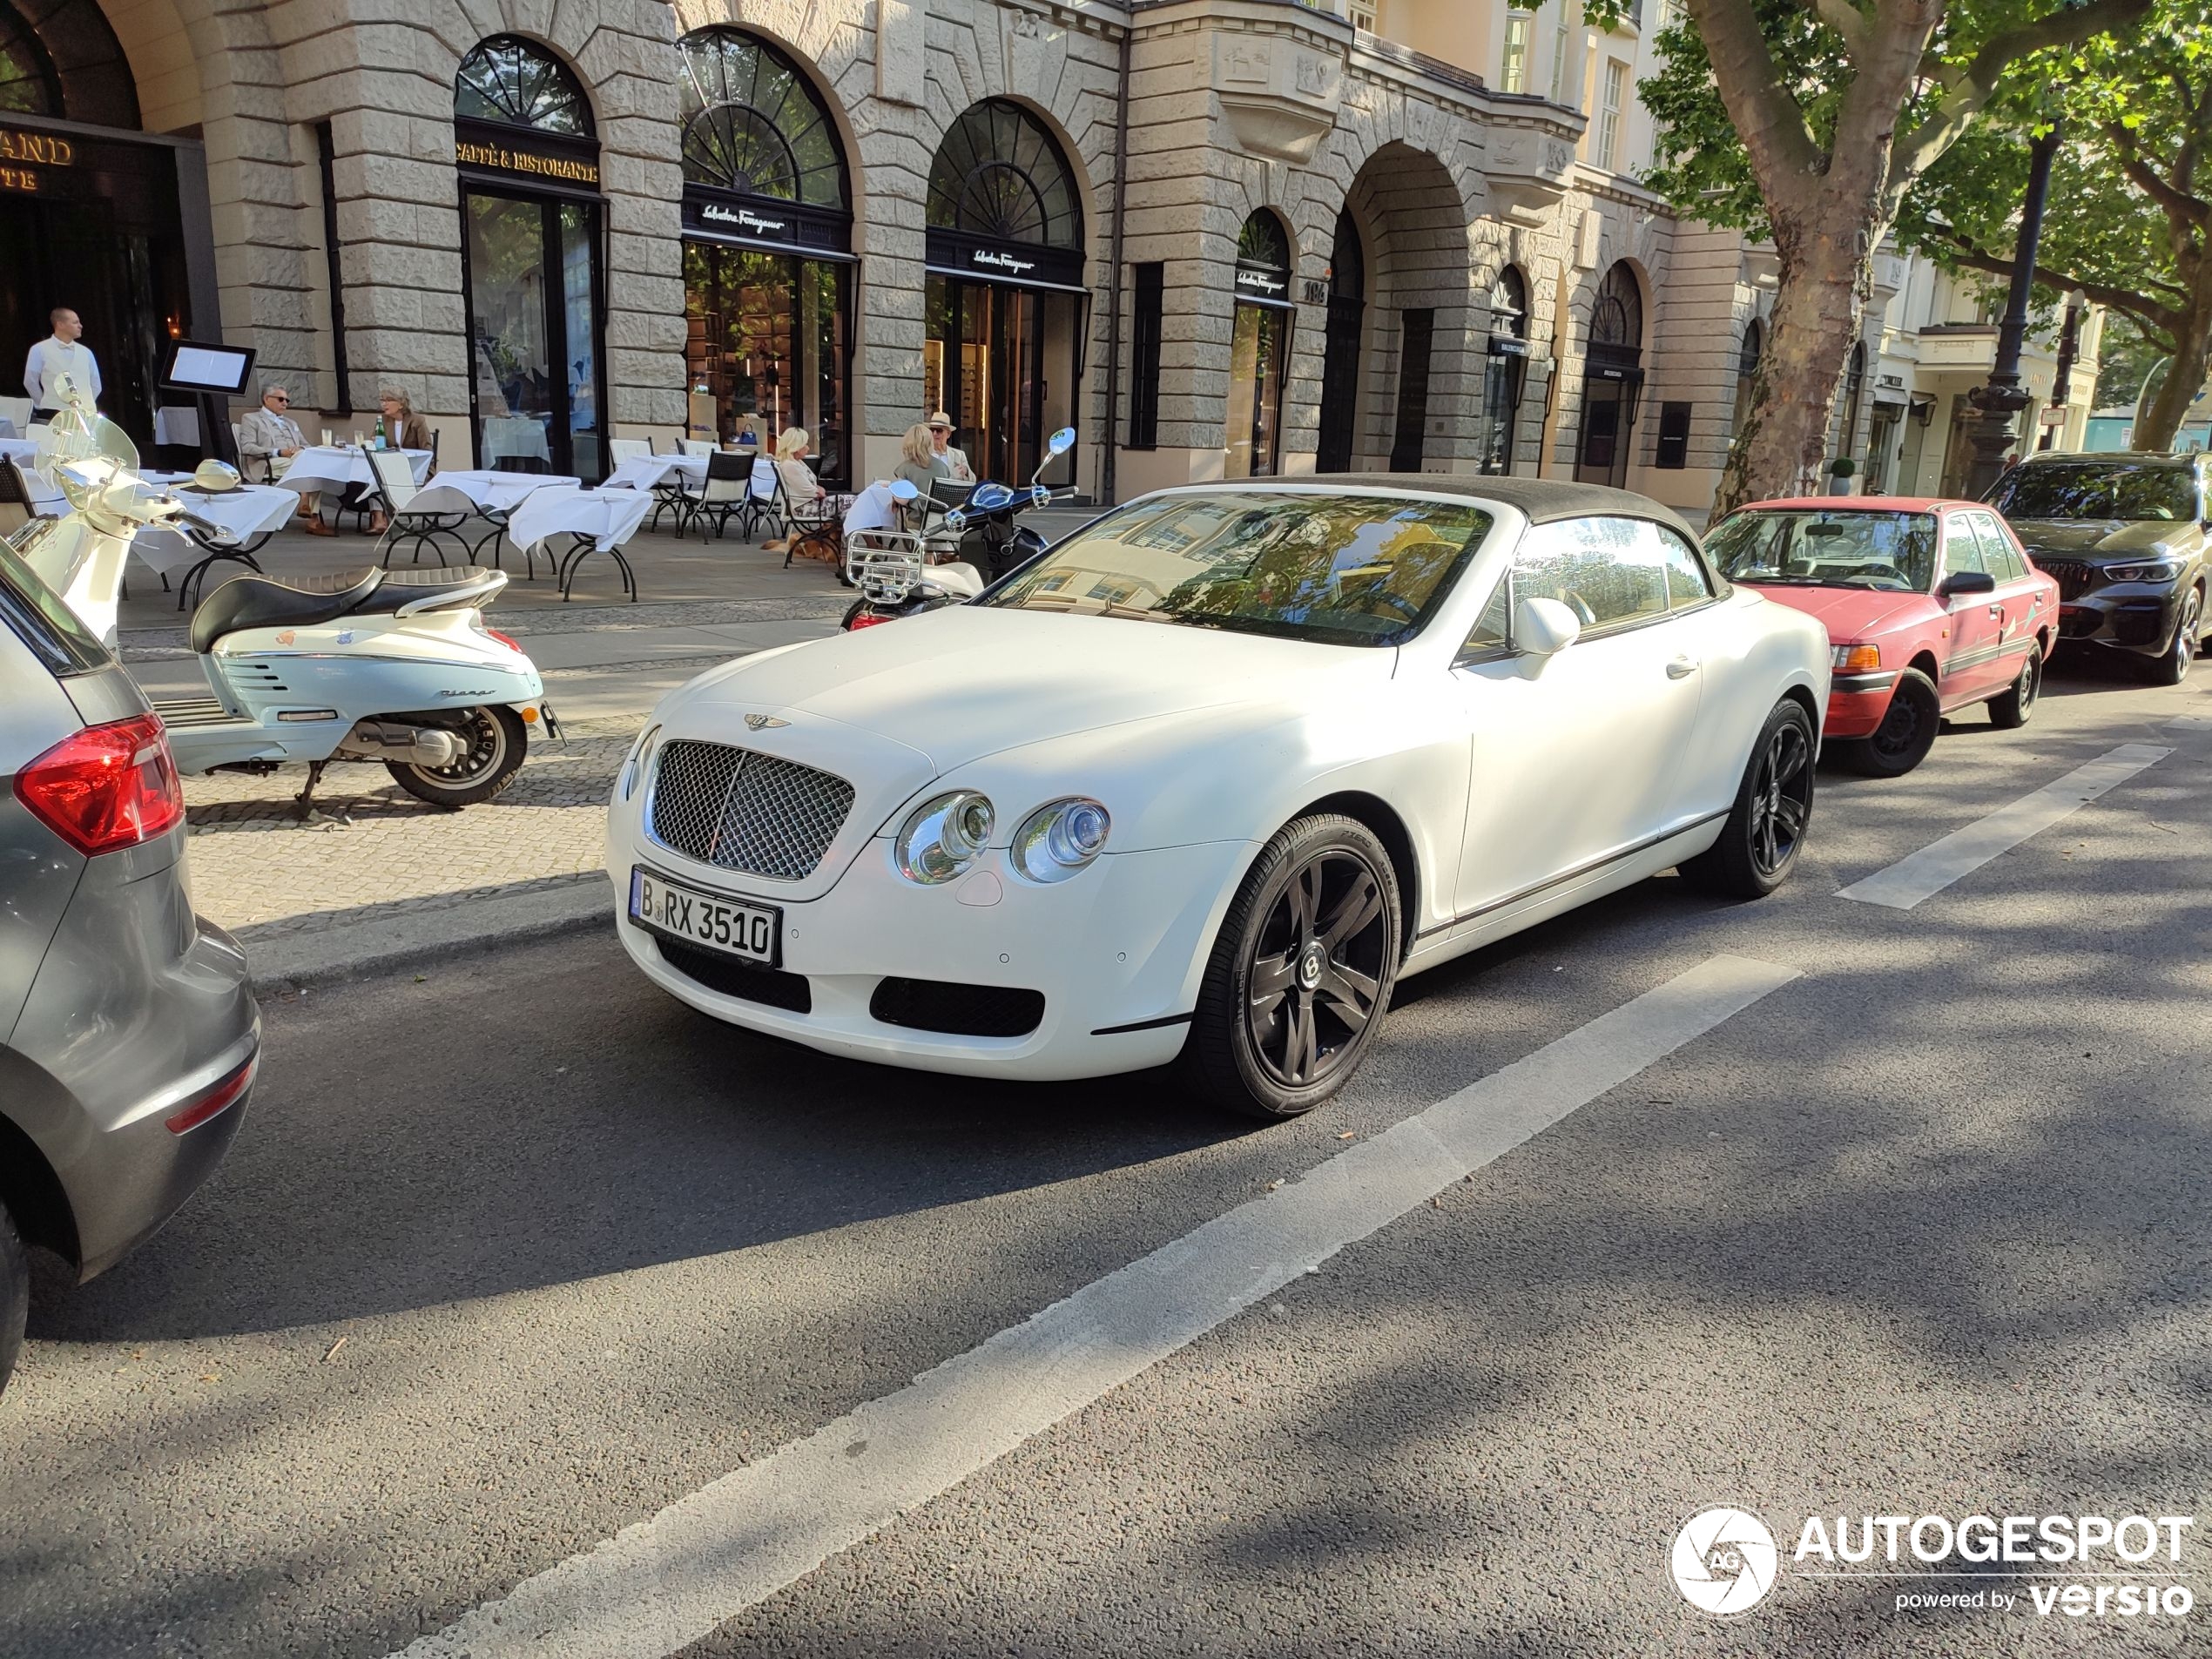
top-left (463, 189), bottom-right (605, 480)
top-left (1575, 372), bottom-right (1642, 488)
top-left (925, 275), bottom-right (1077, 487)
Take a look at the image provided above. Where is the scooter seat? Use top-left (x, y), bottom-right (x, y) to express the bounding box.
top-left (345, 566), bottom-right (496, 616)
top-left (189, 566), bottom-right (383, 653)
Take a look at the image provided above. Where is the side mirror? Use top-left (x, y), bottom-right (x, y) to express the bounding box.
top-left (1515, 596), bottom-right (1581, 658)
top-left (192, 459), bottom-right (241, 492)
top-left (887, 478), bottom-right (920, 502)
top-left (1939, 570), bottom-right (1997, 599)
top-left (1047, 427), bottom-right (1076, 457)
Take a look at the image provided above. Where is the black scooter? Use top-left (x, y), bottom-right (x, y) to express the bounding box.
top-left (841, 427), bottom-right (1075, 631)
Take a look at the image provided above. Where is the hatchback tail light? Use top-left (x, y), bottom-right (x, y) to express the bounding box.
top-left (13, 712), bottom-right (185, 854)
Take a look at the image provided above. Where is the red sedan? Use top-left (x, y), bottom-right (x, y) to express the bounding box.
top-left (1703, 497), bottom-right (2060, 776)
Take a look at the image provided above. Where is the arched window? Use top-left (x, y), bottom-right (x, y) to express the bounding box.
top-left (927, 99), bottom-right (1082, 249)
top-left (0, 0), bottom-right (60, 117)
top-left (1733, 318), bottom-right (1763, 436)
top-left (0, 0), bottom-right (134, 127)
top-left (1589, 261), bottom-right (1642, 355)
top-left (677, 29), bottom-right (846, 209)
top-left (1327, 208), bottom-right (1365, 303)
top-left (455, 35), bottom-right (592, 136)
top-left (1480, 265), bottom-right (1530, 476)
top-left (1227, 210), bottom-right (1293, 478)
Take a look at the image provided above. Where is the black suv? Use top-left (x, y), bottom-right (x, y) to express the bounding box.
top-left (1988, 452), bottom-right (2210, 684)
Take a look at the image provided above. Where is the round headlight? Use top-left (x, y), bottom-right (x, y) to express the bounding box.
top-left (895, 790), bottom-right (995, 884)
top-left (1010, 797), bottom-right (1110, 883)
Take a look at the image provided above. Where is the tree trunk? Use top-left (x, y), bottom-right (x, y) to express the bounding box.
top-left (1715, 214), bottom-right (1877, 516)
top-left (2134, 291), bottom-right (2212, 452)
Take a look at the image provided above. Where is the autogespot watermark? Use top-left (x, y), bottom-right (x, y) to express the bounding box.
top-left (1669, 1507), bottom-right (2197, 1622)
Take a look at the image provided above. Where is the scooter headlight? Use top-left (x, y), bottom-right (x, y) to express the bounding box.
top-left (1010, 798), bottom-right (1110, 884)
top-left (895, 790), bottom-right (995, 885)
top-left (622, 724), bottom-right (662, 802)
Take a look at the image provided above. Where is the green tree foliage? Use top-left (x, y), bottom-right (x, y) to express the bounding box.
top-left (1900, 6), bottom-right (2212, 450)
top-left (1619, 0), bottom-right (2152, 509)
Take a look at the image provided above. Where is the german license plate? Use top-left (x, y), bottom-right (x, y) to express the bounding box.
top-left (629, 867), bottom-right (780, 966)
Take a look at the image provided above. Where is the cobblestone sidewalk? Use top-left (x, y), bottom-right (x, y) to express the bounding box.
top-left (183, 720), bottom-right (639, 944)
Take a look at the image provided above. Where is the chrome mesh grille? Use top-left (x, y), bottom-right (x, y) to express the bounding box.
top-left (647, 738), bottom-right (854, 880)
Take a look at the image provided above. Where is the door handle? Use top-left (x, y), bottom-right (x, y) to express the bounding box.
top-left (1666, 656), bottom-right (1699, 679)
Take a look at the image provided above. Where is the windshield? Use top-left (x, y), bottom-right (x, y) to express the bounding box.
top-left (1992, 462), bottom-right (2199, 523)
top-left (982, 491), bottom-right (1495, 646)
top-left (1707, 509), bottom-right (1937, 593)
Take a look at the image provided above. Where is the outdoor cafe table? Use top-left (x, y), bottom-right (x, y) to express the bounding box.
top-left (502, 484), bottom-right (655, 602)
top-left (272, 445), bottom-right (433, 496)
top-left (427, 468), bottom-right (584, 570)
top-left (600, 452), bottom-right (707, 493)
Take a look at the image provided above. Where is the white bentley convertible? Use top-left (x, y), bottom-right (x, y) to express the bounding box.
top-left (607, 480), bottom-right (1828, 1117)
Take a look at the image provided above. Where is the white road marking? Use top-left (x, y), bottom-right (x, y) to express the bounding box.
top-left (392, 954), bottom-right (1797, 1659)
top-left (1836, 743), bottom-right (2171, 911)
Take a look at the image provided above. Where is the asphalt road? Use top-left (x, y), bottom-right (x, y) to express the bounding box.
top-left (5, 650), bottom-right (2212, 1658)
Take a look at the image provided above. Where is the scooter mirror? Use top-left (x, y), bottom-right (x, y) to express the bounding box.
top-left (887, 478), bottom-right (921, 502)
top-left (1047, 427), bottom-right (1076, 457)
top-left (192, 460), bottom-right (242, 492)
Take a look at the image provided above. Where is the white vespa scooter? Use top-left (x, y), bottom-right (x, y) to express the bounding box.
top-left (13, 377), bottom-right (556, 813)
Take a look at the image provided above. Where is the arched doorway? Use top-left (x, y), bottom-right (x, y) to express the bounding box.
top-left (1574, 261), bottom-right (1643, 488)
top-left (676, 27), bottom-right (854, 482)
top-left (1315, 208), bottom-right (1364, 472)
top-left (455, 35), bottom-right (608, 479)
top-left (1338, 142), bottom-right (1471, 473)
top-left (1479, 264), bottom-right (1528, 475)
top-left (923, 98), bottom-right (1085, 487)
top-left (1225, 209), bottom-right (1292, 478)
top-left (0, 0), bottom-right (205, 448)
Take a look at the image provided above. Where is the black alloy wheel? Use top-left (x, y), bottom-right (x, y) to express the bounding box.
top-left (2147, 587), bottom-right (2202, 685)
top-left (1680, 698), bottom-right (1817, 900)
top-left (1844, 667), bottom-right (1941, 778)
top-left (1988, 647), bottom-right (2040, 729)
top-left (1183, 814), bottom-right (1401, 1120)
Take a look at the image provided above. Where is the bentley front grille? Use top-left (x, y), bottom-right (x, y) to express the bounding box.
top-left (647, 738), bottom-right (855, 881)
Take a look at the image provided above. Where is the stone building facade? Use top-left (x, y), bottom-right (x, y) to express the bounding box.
top-left (0, 0), bottom-right (2097, 512)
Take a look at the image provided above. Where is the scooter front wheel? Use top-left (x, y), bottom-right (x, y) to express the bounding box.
top-left (386, 705), bottom-right (528, 809)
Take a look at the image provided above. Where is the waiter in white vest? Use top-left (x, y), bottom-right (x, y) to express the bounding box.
top-left (24, 308), bottom-right (101, 420)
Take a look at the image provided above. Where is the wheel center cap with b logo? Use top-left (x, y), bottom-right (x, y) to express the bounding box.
top-left (1298, 941), bottom-right (1327, 990)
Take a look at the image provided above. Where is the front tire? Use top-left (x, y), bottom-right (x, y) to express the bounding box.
top-left (1181, 814), bottom-right (1400, 1121)
top-left (1841, 667), bottom-right (1941, 777)
top-left (0, 1201), bottom-right (26, 1400)
top-left (385, 705), bottom-right (528, 809)
top-left (1987, 647), bottom-right (2041, 729)
top-left (2143, 587), bottom-right (2202, 686)
top-left (1679, 699), bottom-right (1817, 900)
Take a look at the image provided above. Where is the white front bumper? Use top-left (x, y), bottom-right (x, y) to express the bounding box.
top-left (606, 799), bottom-right (1255, 1082)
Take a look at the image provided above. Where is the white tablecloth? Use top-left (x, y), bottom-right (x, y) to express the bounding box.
top-left (142, 473), bottom-right (299, 550)
top-left (0, 436), bottom-right (39, 465)
top-left (482, 415), bottom-right (552, 464)
top-left (153, 406), bottom-right (202, 446)
top-left (600, 453), bottom-right (707, 492)
top-left (504, 485), bottom-right (655, 554)
top-left (273, 446), bottom-right (434, 495)
top-left (431, 469), bottom-right (583, 513)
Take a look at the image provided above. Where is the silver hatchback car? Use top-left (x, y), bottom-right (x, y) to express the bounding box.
top-left (1, 535), bottom-right (257, 1397)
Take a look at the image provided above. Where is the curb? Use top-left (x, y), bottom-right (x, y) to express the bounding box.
top-left (244, 878), bottom-right (613, 995)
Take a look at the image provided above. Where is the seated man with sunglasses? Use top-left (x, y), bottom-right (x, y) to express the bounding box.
top-left (239, 383), bottom-right (337, 535)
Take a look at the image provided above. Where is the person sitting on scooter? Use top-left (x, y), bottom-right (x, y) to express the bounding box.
top-left (761, 427), bottom-right (826, 555)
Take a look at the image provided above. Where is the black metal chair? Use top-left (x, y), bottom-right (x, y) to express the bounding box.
top-left (691, 452), bottom-right (758, 542)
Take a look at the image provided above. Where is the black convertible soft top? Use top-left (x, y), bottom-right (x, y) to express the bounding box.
top-left (1207, 472), bottom-right (1707, 546)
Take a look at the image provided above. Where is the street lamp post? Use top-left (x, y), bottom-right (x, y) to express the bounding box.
top-left (1965, 124), bottom-right (2060, 499)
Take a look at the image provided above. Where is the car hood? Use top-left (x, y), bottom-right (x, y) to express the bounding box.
top-left (2008, 519), bottom-right (2188, 559)
top-left (1738, 582), bottom-right (1927, 639)
top-left (675, 605), bottom-right (1399, 774)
